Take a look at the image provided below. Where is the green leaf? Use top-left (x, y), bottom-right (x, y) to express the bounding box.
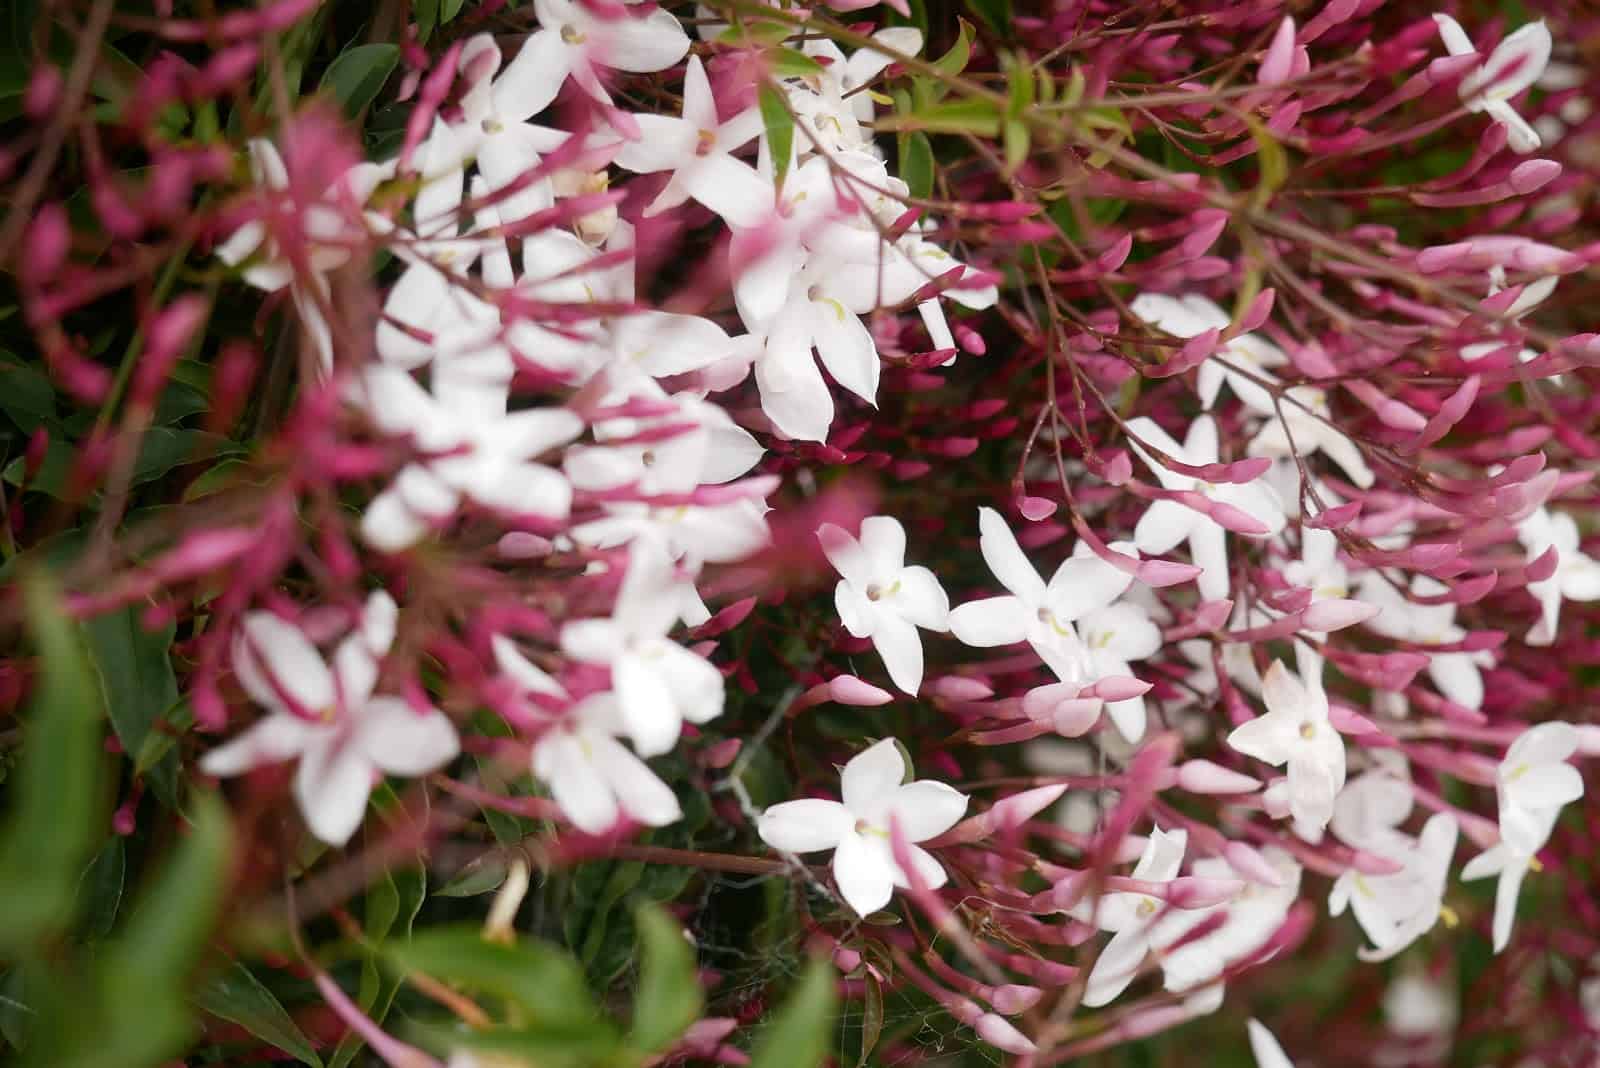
top-left (0, 571), bottom-right (106, 952)
top-left (855, 971), bottom-right (883, 1068)
top-left (0, 967), bottom-right (28, 1052)
top-left (0, 357), bottom-right (55, 429)
top-left (194, 961), bottom-right (323, 1067)
top-left (320, 44), bottom-right (400, 118)
top-left (749, 957), bottom-right (837, 1068)
top-left (105, 792), bottom-right (230, 990)
top-left (413, 0), bottom-right (440, 42)
top-left (629, 904), bottom-right (702, 1054)
top-left (327, 867), bottom-right (425, 1068)
top-left (78, 838), bottom-right (126, 942)
top-left (439, 0), bottom-right (466, 24)
top-left (80, 607), bottom-right (178, 761)
top-left (769, 46), bottom-right (824, 78)
top-left (900, 131), bottom-right (934, 200)
top-left (387, 927), bottom-right (607, 1030)
top-left (758, 85), bottom-right (794, 188)
top-left (931, 19), bottom-right (974, 78)
top-left (1003, 118), bottom-right (1029, 173)
top-left (436, 853), bottom-right (510, 897)
top-left (881, 97), bottom-right (1000, 136)
top-left (1246, 116), bottom-right (1288, 210)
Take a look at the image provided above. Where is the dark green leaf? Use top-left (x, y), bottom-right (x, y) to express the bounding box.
top-left (439, 0), bottom-right (466, 23)
top-left (900, 131), bottom-right (934, 200)
top-left (0, 357), bottom-right (55, 428)
top-left (749, 956), bottom-right (837, 1068)
top-left (81, 607), bottom-right (178, 760)
top-left (0, 968), bottom-right (31, 1052)
top-left (856, 971), bottom-right (883, 1068)
top-left (104, 792), bottom-right (230, 990)
top-left (194, 961), bottom-right (323, 1068)
top-left (328, 866), bottom-right (425, 1068)
top-left (78, 838), bottom-right (126, 942)
top-left (437, 853), bottom-right (510, 897)
top-left (630, 904), bottom-right (702, 1054)
top-left (0, 572), bottom-right (106, 952)
top-left (413, 0), bottom-right (440, 42)
top-left (320, 44), bottom-right (400, 118)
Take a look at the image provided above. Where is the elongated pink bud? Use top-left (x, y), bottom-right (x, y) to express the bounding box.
top-left (1301, 598), bottom-right (1379, 631)
top-left (1177, 759), bottom-right (1261, 794)
top-left (926, 675), bottom-right (995, 700)
top-left (1149, 328), bottom-right (1219, 378)
top-left (1224, 840), bottom-right (1285, 886)
top-left (829, 675), bottom-right (894, 706)
top-left (975, 1013), bottom-right (1035, 1054)
top-left (1018, 494), bottom-right (1057, 521)
top-left (1084, 676), bottom-right (1152, 702)
top-left (1510, 158), bottom-right (1562, 194)
top-left (1258, 17), bottom-right (1296, 86)
top-left (1190, 456), bottom-right (1273, 484)
top-left (1162, 876), bottom-right (1247, 909)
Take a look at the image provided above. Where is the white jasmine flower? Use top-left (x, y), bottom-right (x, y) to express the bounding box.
top-left (1078, 826), bottom-right (1187, 1007)
top-left (1129, 292), bottom-right (1287, 410)
top-left (560, 544), bottom-right (726, 757)
top-left (818, 516), bottom-right (950, 695)
top-left (1126, 415), bottom-right (1287, 600)
top-left (492, 636), bottom-right (681, 834)
top-left (948, 507), bottom-right (1135, 684)
top-left (757, 738), bottom-right (968, 917)
top-left (202, 593), bottom-right (460, 846)
top-left (1517, 506), bottom-right (1600, 645)
top-left (1461, 722), bottom-right (1584, 951)
top-left (1433, 15), bottom-right (1552, 153)
top-left (1226, 653), bottom-right (1346, 837)
top-left (1247, 1019), bottom-right (1296, 1068)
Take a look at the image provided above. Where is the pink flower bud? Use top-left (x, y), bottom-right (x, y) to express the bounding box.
top-left (1162, 876), bottom-right (1246, 909)
top-left (1084, 676), bottom-right (1152, 702)
top-left (1177, 759), bottom-right (1261, 795)
top-left (990, 984), bottom-right (1042, 1015)
top-left (1301, 598), bottom-right (1379, 631)
top-left (1018, 494), bottom-right (1057, 521)
top-left (1099, 449), bottom-right (1134, 485)
top-left (1258, 17), bottom-right (1296, 87)
top-left (829, 675), bottom-right (894, 706)
top-left (1509, 159), bottom-right (1562, 195)
top-left (975, 1014), bottom-right (1035, 1054)
top-left (925, 676), bottom-right (994, 700)
top-left (1136, 558), bottom-right (1203, 587)
top-left (1224, 840), bottom-right (1286, 886)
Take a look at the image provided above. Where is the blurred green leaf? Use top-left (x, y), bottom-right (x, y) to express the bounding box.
top-left (630, 904), bottom-right (702, 1054)
top-left (965, 0), bottom-right (1012, 38)
top-left (81, 607), bottom-right (177, 764)
top-left (388, 927), bottom-right (607, 1031)
top-left (321, 44), bottom-right (400, 118)
top-left (881, 97), bottom-right (1000, 136)
top-left (194, 961), bottom-right (323, 1068)
top-left (0, 356), bottom-right (55, 429)
top-left (78, 838), bottom-right (126, 942)
top-left (931, 19), bottom-right (974, 79)
top-left (328, 866), bottom-right (425, 1068)
top-left (0, 572), bottom-right (106, 952)
top-left (759, 85), bottom-right (794, 188)
top-left (749, 956), bottom-right (837, 1068)
top-left (899, 131), bottom-right (933, 200)
top-left (769, 47), bottom-right (824, 78)
top-left (437, 853), bottom-right (510, 897)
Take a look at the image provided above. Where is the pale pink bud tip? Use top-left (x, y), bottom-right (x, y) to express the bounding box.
top-left (1300, 598), bottom-right (1380, 631)
top-left (1018, 495), bottom-right (1058, 521)
top-left (1509, 159), bottom-right (1561, 195)
top-left (1575, 724), bottom-right (1600, 757)
top-left (975, 1013), bottom-right (1036, 1054)
top-left (990, 984), bottom-right (1043, 1015)
top-left (829, 675), bottom-right (895, 706)
top-left (1177, 759), bottom-right (1261, 794)
top-left (1258, 17), bottom-right (1297, 87)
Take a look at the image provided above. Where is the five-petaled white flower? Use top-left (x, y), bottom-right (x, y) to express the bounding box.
top-left (1246, 385), bottom-right (1375, 490)
top-left (1517, 506), bottom-right (1600, 646)
top-left (1129, 292), bottom-right (1287, 411)
top-left (1462, 721), bottom-right (1584, 952)
top-left (757, 738), bottom-right (967, 917)
top-left (818, 516), bottom-right (950, 695)
top-left (1358, 573), bottom-right (1490, 711)
top-left (495, 0), bottom-right (690, 119)
top-left (1226, 653), bottom-right (1346, 837)
top-left (1078, 826), bottom-right (1188, 1008)
top-left (493, 636), bottom-right (682, 834)
top-left (202, 592), bottom-right (460, 846)
top-left (612, 54), bottom-right (769, 227)
top-left (560, 544), bottom-right (726, 757)
top-left (1433, 15), bottom-right (1552, 153)
top-left (1125, 415), bottom-right (1287, 601)
top-left (949, 507), bottom-right (1135, 683)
